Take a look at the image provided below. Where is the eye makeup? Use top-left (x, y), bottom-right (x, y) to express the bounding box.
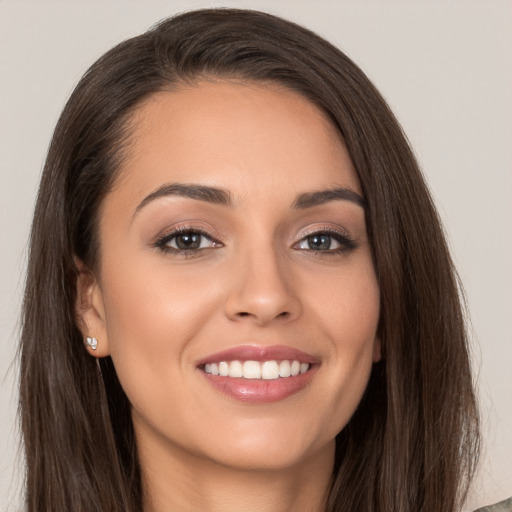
top-left (153, 225), bottom-right (224, 257)
top-left (152, 222), bottom-right (358, 260)
top-left (293, 226), bottom-right (358, 256)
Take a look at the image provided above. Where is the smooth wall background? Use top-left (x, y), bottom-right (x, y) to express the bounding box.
top-left (1, 1), bottom-right (511, 510)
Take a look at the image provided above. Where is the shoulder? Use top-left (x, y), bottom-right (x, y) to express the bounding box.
top-left (474, 497), bottom-right (512, 512)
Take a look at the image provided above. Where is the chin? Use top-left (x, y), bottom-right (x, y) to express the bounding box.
top-left (196, 424), bottom-right (336, 472)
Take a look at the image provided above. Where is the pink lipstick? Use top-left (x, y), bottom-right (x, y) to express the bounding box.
top-left (196, 345), bottom-right (319, 403)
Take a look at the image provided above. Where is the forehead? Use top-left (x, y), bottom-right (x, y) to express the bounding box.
top-left (112, 80), bottom-right (360, 208)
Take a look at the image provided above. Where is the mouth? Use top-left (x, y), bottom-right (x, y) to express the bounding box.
top-left (196, 345), bottom-right (319, 403)
top-left (202, 360), bottom-right (311, 380)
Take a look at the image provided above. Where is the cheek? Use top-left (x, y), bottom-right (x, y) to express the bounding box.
top-left (102, 252), bottom-right (221, 340)
top-left (304, 259), bottom-right (380, 347)
top-left (303, 264), bottom-right (380, 427)
top-left (328, 268), bottom-right (380, 370)
top-left (99, 256), bottom-right (222, 406)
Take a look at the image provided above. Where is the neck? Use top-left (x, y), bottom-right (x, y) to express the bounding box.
top-left (139, 434), bottom-right (334, 512)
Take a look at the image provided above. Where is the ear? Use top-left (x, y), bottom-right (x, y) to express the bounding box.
top-left (372, 337), bottom-right (382, 363)
top-left (75, 258), bottom-right (111, 357)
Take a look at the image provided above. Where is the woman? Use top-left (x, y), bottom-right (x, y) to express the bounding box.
top-left (19, 8), bottom-right (481, 512)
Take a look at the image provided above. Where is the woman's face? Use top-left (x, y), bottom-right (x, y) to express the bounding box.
top-left (81, 81), bottom-right (380, 472)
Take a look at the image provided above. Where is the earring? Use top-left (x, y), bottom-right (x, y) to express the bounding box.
top-left (85, 336), bottom-right (98, 350)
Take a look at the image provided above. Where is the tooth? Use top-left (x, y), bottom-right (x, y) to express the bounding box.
top-left (219, 361), bottom-right (229, 376)
top-left (262, 360), bottom-right (279, 380)
top-left (228, 360), bottom-right (243, 378)
top-left (278, 360), bottom-right (291, 378)
top-left (290, 360), bottom-right (300, 376)
top-left (243, 360), bottom-right (261, 379)
top-left (204, 359), bottom-right (310, 379)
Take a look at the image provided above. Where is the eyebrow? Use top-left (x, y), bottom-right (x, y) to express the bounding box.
top-left (133, 182), bottom-right (365, 216)
top-left (134, 183), bottom-right (233, 215)
top-left (292, 188), bottom-right (365, 209)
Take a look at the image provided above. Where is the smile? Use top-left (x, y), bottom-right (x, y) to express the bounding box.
top-left (204, 360), bottom-right (311, 380)
top-left (197, 345), bottom-right (319, 403)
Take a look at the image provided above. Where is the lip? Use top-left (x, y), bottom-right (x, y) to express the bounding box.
top-left (196, 345), bottom-right (320, 403)
top-left (196, 344), bottom-right (319, 366)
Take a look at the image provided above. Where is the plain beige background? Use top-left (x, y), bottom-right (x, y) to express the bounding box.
top-left (1, 1), bottom-right (511, 510)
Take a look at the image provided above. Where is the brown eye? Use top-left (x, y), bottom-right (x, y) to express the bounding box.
top-left (173, 232), bottom-right (203, 250)
top-left (156, 229), bottom-right (221, 253)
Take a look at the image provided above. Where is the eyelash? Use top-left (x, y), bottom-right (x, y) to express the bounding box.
top-left (154, 226), bottom-right (222, 257)
top-left (153, 226), bottom-right (358, 257)
top-left (294, 227), bottom-right (358, 256)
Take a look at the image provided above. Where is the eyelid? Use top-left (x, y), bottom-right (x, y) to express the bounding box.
top-left (154, 222), bottom-right (222, 241)
top-left (294, 224), bottom-right (351, 242)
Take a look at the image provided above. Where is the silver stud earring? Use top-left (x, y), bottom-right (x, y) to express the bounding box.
top-left (85, 336), bottom-right (98, 350)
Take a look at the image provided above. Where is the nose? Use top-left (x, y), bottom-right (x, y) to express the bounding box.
top-left (224, 246), bottom-right (301, 326)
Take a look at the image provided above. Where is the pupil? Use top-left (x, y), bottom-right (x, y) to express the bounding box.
top-left (308, 234), bottom-right (331, 250)
top-left (176, 232), bottom-right (201, 250)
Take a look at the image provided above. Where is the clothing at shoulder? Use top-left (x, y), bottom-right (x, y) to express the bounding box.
top-left (475, 497), bottom-right (512, 512)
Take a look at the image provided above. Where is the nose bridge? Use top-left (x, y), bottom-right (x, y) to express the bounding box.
top-left (225, 237), bottom-right (300, 325)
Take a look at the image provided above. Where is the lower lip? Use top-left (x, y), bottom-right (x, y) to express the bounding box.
top-left (200, 366), bottom-right (318, 403)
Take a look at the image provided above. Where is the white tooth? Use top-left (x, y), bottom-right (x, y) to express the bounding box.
top-left (262, 360), bottom-right (279, 380)
top-left (228, 360), bottom-right (243, 378)
top-left (243, 360), bottom-right (261, 379)
top-left (205, 360), bottom-right (308, 379)
top-left (278, 360), bottom-right (291, 378)
top-left (219, 361), bottom-right (229, 376)
top-left (290, 360), bottom-right (300, 376)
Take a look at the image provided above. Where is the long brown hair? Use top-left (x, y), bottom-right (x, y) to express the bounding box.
top-left (19, 8), bottom-right (479, 511)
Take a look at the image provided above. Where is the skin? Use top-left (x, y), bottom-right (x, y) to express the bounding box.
top-left (77, 81), bottom-right (381, 512)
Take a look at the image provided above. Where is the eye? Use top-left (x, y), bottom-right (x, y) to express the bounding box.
top-left (297, 233), bottom-right (338, 251)
top-left (294, 230), bottom-right (357, 254)
top-left (155, 228), bottom-right (222, 254)
top-left (166, 231), bottom-right (213, 250)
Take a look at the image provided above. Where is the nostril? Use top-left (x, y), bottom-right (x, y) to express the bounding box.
top-left (235, 310), bottom-right (291, 321)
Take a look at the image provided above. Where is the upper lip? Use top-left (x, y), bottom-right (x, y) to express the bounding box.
top-left (196, 344), bottom-right (320, 366)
